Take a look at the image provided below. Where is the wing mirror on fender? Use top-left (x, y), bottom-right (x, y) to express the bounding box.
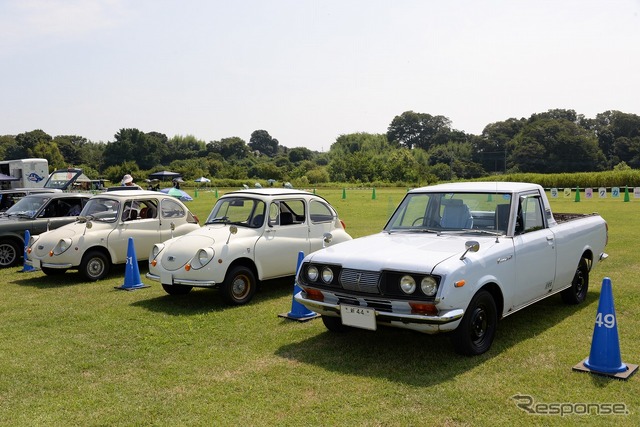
top-left (226, 225), bottom-right (238, 244)
top-left (460, 240), bottom-right (480, 260)
top-left (323, 232), bottom-right (333, 248)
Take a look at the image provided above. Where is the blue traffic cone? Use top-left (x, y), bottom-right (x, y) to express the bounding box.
top-left (21, 229), bottom-right (37, 272)
top-left (278, 251), bottom-right (320, 322)
top-left (115, 237), bottom-right (149, 290)
top-left (573, 277), bottom-right (638, 379)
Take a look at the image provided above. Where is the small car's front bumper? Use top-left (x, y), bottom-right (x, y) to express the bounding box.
top-left (294, 290), bottom-right (464, 334)
top-left (27, 259), bottom-right (74, 269)
top-left (146, 272), bottom-right (217, 287)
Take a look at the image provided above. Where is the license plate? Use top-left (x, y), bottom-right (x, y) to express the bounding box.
top-left (160, 271), bottom-right (173, 284)
top-left (30, 259), bottom-right (41, 269)
top-left (340, 305), bottom-right (376, 330)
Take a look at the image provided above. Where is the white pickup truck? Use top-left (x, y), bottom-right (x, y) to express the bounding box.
top-left (294, 182), bottom-right (608, 355)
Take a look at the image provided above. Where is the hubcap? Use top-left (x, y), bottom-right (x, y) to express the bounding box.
top-left (0, 244), bottom-right (16, 266)
top-left (88, 259), bottom-right (104, 278)
top-left (232, 274), bottom-right (250, 299)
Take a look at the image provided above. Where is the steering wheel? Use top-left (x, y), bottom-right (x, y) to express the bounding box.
top-left (412, 217), bottom-right (439, 227)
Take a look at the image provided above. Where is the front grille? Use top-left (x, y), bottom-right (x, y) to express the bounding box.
top-left (339, 269), bottom-right (380, 294)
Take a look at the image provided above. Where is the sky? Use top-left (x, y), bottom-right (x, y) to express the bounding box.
top-left (1, 0), bottom-right (639, 152)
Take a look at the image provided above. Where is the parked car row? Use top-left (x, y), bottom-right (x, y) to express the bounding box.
top-left (12, 182), bottom-right (610, 355)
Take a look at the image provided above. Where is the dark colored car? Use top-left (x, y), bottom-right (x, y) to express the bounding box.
top-left (0, 193), bottom-right (91, 267)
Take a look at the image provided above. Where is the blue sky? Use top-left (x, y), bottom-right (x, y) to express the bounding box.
top-left (1, 0), bottom-right (639, 152)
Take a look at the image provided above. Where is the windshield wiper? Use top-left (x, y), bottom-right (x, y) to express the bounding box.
top-left (205, 216), bottom-right (229, 225)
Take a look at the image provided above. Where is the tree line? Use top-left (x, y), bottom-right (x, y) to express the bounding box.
top-left (1, 109), bottom-right (639, 186)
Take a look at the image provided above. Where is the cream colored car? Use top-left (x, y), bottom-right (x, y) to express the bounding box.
top-left (26, 190), bottom-right (200, 280)
top-left (147, 189), bottom-right (352, 305)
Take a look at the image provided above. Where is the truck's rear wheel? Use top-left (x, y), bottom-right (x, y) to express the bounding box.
top-left (561, 258), bottom-right (589, 305)
top-left (451, 290), bottom-right (497, 356)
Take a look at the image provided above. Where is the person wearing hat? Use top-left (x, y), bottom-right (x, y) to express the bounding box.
top-left (121, 174), bottom-right (142, 189)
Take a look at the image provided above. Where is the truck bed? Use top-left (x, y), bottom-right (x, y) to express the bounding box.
top-left (554, 212), bottom-right (601, 223)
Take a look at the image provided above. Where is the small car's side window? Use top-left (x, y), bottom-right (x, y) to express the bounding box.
top-left (310, 200), bottom-right (335, 223)
top-left (161, 199), bottom-right (186, 218)
top-left (269, 202), bottom-right (280, 226)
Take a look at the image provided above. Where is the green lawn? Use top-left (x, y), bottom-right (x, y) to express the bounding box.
top-left (1, 187), bottom-right (639, 426)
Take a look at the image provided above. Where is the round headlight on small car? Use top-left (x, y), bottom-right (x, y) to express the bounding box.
top-left (421, 276), bottom-right (438, 296)
top-left (321, 267), bottom-right (334, 284)
top-left (151, 244), bottom-right (164, 259)
top-left (307, 265), bottom-right (319, 282)
top-left (400, 275), bottom-right (416, 294)
top-left (53, 238), bottom-right (72, 255)
top-left (191, 248), bottom-right (214, 269)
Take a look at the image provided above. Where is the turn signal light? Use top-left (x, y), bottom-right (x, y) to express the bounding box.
top-left (185, 264), bottom-right (191, 271)
top-left (150, 260), bottom-right (157, 267)
top-left (409, 302), bottom-right (438, 316)
top-left (305, 288), bottom-right (324, 302)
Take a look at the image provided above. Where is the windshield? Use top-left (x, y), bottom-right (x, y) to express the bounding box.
top-left (80, 198), bottom-right (120, 222)
top-left (385, 192), bottom-right (512, 234)
top-left (3, 195), bottom-right (49, 219)
top-left (205, 197), bottom-right (266, 228)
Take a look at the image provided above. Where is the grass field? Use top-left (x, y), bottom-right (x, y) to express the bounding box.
top-left (1, 187), bottom-right (639, 426)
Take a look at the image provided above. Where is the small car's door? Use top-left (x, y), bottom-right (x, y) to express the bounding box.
top-left (254, 199), bottom-right (310, 279)
top-left (109, 199), bottom-right (161, 263)
top-left (308, 199), bottom-right (339, 252)
top-left (511, 194), bottom-right (557, 310)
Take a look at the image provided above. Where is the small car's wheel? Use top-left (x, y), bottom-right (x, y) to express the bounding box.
top-left (162, 284), bottom-right (193, 295)
top-left (41, 266), bottom-right (68, 276)
top-left (0, 240), bottom-right (20, 267)
top-left (321, 315), bottom-right (350, 333)
top-left (221, 266), bottom-right (256, 305)
top-left (80, 250), bottom-right (110, 281)
top-left (561, 258), bottom-right (589, 305)
top-left (451, 290), bottom-right (497, 356)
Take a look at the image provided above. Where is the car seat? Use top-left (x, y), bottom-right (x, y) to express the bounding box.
top-left (440, 200), bottom-right (473, 228)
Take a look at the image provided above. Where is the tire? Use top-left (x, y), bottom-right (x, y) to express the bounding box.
top-left (222, 266), bottom-right (257, 305)
top-left (561, 258), bottom-right (589, 305)
top-left (41, 266), bottom-right (68, 276)
top-left (321, 315), bottom-right (350, 333)
top-left (79, 250), bottom-right (110, 281)
top-left (162, 284), bottom-right (193, 295)
top-left (0, 240), bottom-right (20, 267)
top-left (451, 290), bottom-right (497, 356)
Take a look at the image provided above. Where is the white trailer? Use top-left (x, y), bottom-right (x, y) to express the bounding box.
top-left (0, 158), bottom-right (49, 189)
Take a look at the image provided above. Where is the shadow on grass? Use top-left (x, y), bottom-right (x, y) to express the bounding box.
top-left (275, 291), bottom-right (600, 387)
top-left (131, 276), bottom-right (295, 316)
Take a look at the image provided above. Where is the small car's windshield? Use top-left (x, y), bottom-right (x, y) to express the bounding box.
top-left (385, 192), bottom-right (512, 234)
top-left (3, 195), bottom-right (49, 219)
top-left (80, 198), bottom-right (120, 222)
top-left (205, 197), bottom-right (266, 228)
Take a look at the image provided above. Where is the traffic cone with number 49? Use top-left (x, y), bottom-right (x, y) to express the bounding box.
top-left (573, 277), bottom-right (638, 379)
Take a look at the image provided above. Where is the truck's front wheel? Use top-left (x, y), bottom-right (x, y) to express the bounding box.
top-left (321, 315), bottom-right (350, 332)
top-left (451, 290), bottom-right (497, 356)
top-left (561, 258), bottom-right (589, 305)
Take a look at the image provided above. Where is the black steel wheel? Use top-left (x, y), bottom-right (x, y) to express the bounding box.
top-left (561, 258), bottom-right (589, 305)
top-left (451, 290), bottom-right (497, 356)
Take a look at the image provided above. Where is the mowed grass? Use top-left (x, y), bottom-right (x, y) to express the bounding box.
top-left (1, 187), bottom-right (639, 426)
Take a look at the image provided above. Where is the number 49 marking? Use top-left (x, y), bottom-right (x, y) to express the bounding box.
top-left (595, 313), bottom-right (616, 329)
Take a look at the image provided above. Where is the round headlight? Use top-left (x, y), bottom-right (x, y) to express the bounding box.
top-left (421, 276), bottom-right (438, 296)
top-left (152, 244), bottom-right (164, 259)
top-left (54, 238), bottom-right (72, 255)
top-left (400, 275), bottom-right (416, 294)
top-left (321, 267), bottom-right (334, 284)
top-left (307, 265), bottom-right (319, 281)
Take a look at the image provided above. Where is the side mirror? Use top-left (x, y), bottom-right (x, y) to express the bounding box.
top-left (322, 232), bottom-right (333, 248)
top-left (226, 225), bottom-right (238, 244)
top-left (460, 240), bottom-right (480, 260)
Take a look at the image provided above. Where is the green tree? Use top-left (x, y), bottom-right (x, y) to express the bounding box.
top-left (249, 130), bottom-right (279, 157)
top-left (387, 111), bottom-right (453, 150)
top-left (207, 137), bottom-right (249, 160)
top-left (8, 130), bottom-right (52, 159)
top-left (32, 141), bottom-right (66, 169)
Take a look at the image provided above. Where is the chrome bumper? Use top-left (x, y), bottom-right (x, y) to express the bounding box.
top-left (294, 290), bottom-right (464, 327)
top-left (145, 272), bottom-right (217, 287)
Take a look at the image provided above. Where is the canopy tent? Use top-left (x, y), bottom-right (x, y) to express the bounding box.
top-left (148, 170), bottom-right (181, 181)
top-left (194, 176), bottom-right (211, 183)
top-left (160, 187), bottom-right (193, 201)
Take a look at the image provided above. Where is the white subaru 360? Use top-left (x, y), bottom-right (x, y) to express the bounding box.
top-left (146, 188), bottom-right (352, 305)
top-left (26, 190), bottom-right (200, 280)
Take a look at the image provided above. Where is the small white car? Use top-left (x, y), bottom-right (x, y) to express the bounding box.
top-left (26, 190), bottom-right (200, 280)
top-left (146, 188), bottom-right (352, 305)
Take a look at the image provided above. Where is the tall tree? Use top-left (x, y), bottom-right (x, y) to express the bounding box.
top-left (249, 130), bottom-right (279, 157)
top-left (387, 111), bottom-right (453, 150)
top-left (207, 137), bottom-right (249, 160)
